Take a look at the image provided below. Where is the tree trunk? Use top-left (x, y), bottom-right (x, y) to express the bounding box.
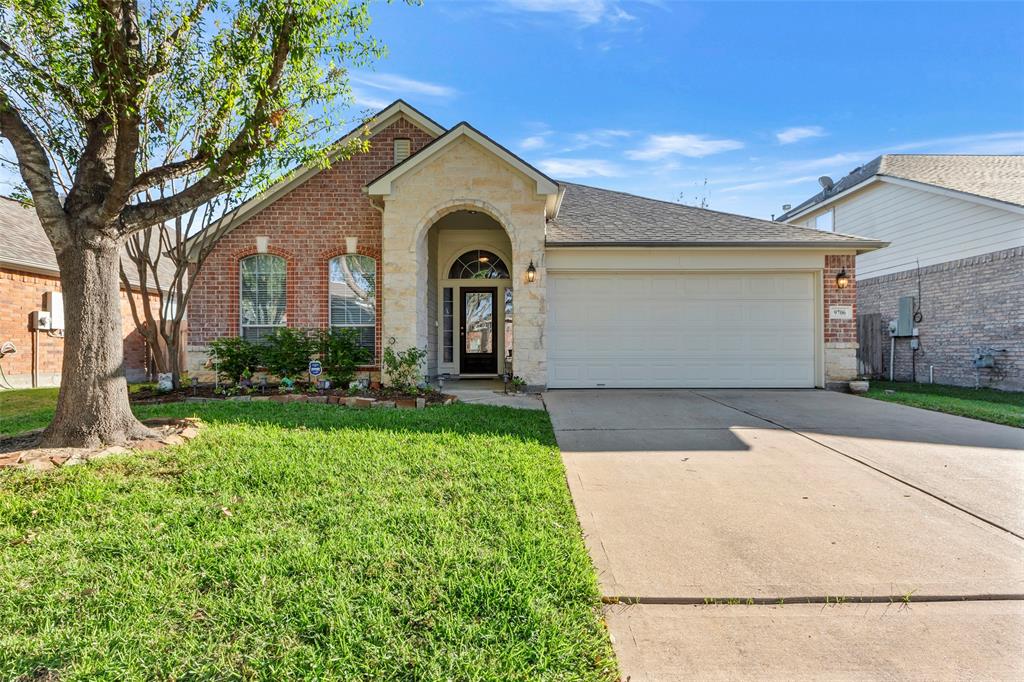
top-left (41, 236), bottom-right (154, 448)
top-left (164, 327), bottom-right (182, 389)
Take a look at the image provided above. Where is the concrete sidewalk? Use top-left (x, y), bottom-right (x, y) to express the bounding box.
top-left (606, 601), bottom-right (1024, 681)
top-left (545, 389), bottom-right (1024, 680)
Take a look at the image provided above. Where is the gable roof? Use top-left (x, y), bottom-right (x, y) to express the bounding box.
top-left (777, 154), bottom-right (1024, 222)
top-left (0, 197), bottom-right (177, 290)
top-left (365, 121), bottom-right (562, 216)
top-left (548, 183), bottom-right (886, 251)
top-left (186, 99), bottom-right (445, 254)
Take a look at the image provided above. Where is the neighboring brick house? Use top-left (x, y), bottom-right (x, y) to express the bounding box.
top-left (778, 155), bottom-right (1024, 390)
top-left (0, 197), bottom-right (171, 388)
top-left (187, 100), bottom-right (884, 390)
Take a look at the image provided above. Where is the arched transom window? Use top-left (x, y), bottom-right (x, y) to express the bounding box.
top-left (329, 254), bottom-right (377, 353)
top-left (240, 254), bottom-right (286, 342)
top-left (448, 250), bottom-right (509, 279)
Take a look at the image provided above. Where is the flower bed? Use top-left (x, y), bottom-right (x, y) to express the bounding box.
top-left (131, 384), bottom-right (456, 408)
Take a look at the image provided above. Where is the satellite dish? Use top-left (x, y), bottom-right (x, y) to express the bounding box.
top-left (818, 176), bottom-right (834, 191)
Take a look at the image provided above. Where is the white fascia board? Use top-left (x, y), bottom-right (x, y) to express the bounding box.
top-left (877, 176), bottom-right (1024, 215)
top-left (366, 124), bottom-right (559, 200)
top-left (781, 176), bottom-right (880, 223)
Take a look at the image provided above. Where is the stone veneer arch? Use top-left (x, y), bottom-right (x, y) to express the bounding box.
top-left (410, 198), bottom-right (517, 254)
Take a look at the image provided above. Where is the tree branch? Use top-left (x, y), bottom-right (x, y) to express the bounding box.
top-left (119, 14), bottom-right (296, 234)
top-left (0, 38), bottom-right (83, 115)
top-left (131, 152), bottom-right (209, 193)
top-left (0, 88), bottom-right (69, 246)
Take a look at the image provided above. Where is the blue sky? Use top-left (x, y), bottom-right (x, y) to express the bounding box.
top-left (2, 2), bottom-right (1021, 222)
top-left (343, 0), bottom-right (1024, 219)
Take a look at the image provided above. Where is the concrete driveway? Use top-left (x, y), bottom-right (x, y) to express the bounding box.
top-left (544, 389), bottom-right (1024, 681)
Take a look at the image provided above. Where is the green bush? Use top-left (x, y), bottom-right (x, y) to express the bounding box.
top-left (261, 327), bottom-right (315, 380)
top-left (315, 328), bottom-right (371, 386)
top-left (382, 345), bottom-right (428, 393)
top-left (207, 337), bottom-right (262, 383)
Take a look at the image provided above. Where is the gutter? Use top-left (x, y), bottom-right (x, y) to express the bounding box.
top-left (544, 240), bottom-right (889, 252)
top-left (1, 258), bottom-right (173, 293)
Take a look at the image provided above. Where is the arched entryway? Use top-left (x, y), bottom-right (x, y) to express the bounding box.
top-left (425, 209), bottom-right (514, 379)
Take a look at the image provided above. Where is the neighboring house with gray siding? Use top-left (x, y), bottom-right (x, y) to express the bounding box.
top-left (778, 155), bottom-right (1024, 390)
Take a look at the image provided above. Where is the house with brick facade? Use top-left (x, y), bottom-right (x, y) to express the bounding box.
top-left (187, 100), bottom-right (886, 390)
top-left (778, 155), bottom-right (1024, 391)
top-left (0, 197), bottom-right (172, 388)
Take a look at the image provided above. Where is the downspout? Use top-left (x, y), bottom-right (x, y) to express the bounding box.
top-left (31, 329), bottom-right (38, 388)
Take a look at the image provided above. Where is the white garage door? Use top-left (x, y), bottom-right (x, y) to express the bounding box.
top-left (547, 272), bottom-right (816, 388)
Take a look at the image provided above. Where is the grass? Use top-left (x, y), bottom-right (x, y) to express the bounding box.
top-left (864, 380), bottom-right (1024, 428)
top-left (0, 387), bottom-right (60, 436)
top-left (0, 392), bottom-right (617, 680)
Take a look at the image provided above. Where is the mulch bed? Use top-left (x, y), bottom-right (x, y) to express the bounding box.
top-left (131, 384), bottom-right (455, 406)
top-left (0, 417), bottom-right (202, 472)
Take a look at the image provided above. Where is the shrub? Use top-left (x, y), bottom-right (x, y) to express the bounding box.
top-left (207, 337), bottom-right (262, 383)
top-left (315, 328), bottom-right (371, 386)
top-left (262, 327), bottom-right (315, 380)
top-left (382, 345), bottom-right (428, 393)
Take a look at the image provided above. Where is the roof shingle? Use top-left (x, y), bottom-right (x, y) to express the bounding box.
top-left (548, 182), bottom-right (884, 248)
top-left (777, 154), bottom-right (1024, 221)
top-left (0, 197), bottom-right (177, 289)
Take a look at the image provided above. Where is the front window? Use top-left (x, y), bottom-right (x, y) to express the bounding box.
top-left (240, 254), bottom-right (286, 342)
top-left (448, 250), bottom-right (509, 279)
top-left (329, 254), bottom-right (377, 354)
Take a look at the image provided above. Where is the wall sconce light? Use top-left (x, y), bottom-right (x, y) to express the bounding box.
top-left (526, 260), bottom-right (537, 283)
top-left (835, 269), bottom-right (850, 289)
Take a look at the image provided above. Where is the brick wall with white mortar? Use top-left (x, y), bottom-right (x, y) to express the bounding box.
top-left (823, 253), bottom-right (859, 384)
top-left (858, 246), bottom-right (1022, 391)
top-left (186, 118), bottom-right (435, 379)
top-left (1, 267), bottom-right (156, 387)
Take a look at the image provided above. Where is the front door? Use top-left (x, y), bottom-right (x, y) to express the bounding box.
top-left (460, 287), bottom-right (498, 374)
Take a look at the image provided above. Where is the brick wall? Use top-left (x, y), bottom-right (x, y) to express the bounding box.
top-left (823, 254), bottom-right (858, 384)
top-left (858, 246), bottom-right (1023, 391)
top-left (0, 267), bottom-right (155, 387)
top-left (187, 118), bottom-right (436, 367)
top-left (824, 254), bottom-right (857, 343)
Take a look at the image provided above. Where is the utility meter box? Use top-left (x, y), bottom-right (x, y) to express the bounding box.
top-left (44, 291), bottom-right (64, 329)
top-left (30, 310), bottom-right (52, 331)
top-left (895, 296), bottom-right (915, 337)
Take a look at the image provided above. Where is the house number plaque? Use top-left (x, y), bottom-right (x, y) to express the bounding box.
top-left (829, 305), bottom-right (853, 321)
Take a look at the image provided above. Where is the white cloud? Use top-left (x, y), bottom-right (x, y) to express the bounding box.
top-left (351, 89), bottom-right (392, 111)
top-left (562, 128), bottom-right (632, 151)
top-left (626, 133), bottom-right (743, 160)
top-left (719, 175), bottom-right (821, 194)
top-left (537, 158), bottom-right (623, 178)
top-left (891, 130), bottom-right (1024, 155)
top-left (498, 0), bottom-right (635, 26)
top-left (519, 135), bottom-right (549, 150)
top-left (350, 73), bottom-right (456, 99)
top-left (776, 126), bottom-right (826, 145)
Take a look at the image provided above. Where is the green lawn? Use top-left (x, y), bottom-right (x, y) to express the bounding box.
top-left (0, 387), bottom-right (60, 436)
top-left (864, 381), bottom-right (1024, 428)
top-left (0, 393), bottom-right (616, 680)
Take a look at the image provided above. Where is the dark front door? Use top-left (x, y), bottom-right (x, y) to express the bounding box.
top-left (460, 287), bottom-right (497, 374)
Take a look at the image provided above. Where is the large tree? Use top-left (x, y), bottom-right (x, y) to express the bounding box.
top-left (0, 0), bottom-right (389, 447)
